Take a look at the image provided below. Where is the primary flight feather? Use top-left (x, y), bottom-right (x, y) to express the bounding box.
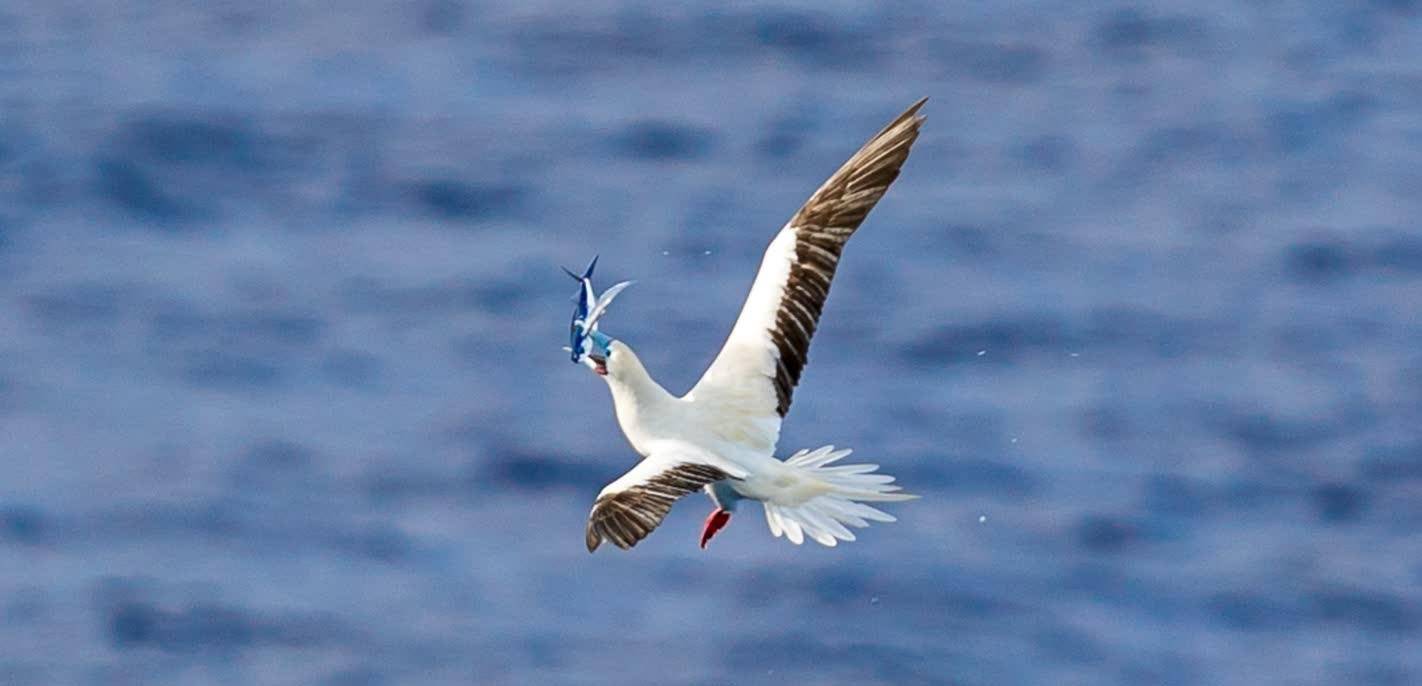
top-left (567, 99), bottom-right (927, 551)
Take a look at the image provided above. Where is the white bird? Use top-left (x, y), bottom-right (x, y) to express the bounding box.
top-left (567, 99), bottom-right (926, 551)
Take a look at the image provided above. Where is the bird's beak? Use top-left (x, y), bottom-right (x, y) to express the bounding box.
top-left (587, 354), bottom-right (607, 376)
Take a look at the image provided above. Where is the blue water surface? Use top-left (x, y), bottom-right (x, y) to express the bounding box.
top-left (2, 2), bottom-right (1421, 684)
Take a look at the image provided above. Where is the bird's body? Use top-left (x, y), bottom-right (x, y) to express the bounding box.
top-left (570, 99), bottom-right (927, 551)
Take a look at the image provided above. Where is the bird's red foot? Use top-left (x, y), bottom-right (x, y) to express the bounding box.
top-left (699, 508), bottom-right (732, 549)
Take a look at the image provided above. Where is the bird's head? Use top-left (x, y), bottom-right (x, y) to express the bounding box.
top-left (563, 256), bottom-right (633, 377)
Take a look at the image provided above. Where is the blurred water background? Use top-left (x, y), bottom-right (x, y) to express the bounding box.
top-left (2, 2), bottom-right (1421, 684)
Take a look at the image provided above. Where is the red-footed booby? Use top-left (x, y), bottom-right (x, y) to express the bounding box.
top-left (566, 99), bottom-right (926, 551)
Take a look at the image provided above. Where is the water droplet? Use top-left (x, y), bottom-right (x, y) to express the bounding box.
top-left (976, 350), bottom-right (987, 356)
top-left (870, 596), bottom-right (880, 605)
top-left (978, 515), bottom-right (987, 523)
top-left (703, 250), bottom-right (712, 255)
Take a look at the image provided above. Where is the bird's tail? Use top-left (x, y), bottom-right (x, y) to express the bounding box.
top-left (761, 445), bottom-right (917, 547)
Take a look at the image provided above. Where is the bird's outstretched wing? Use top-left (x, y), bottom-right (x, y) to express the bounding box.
top-left (585, 447), bottom-right (743, 552)
top-left (688, 99), bottom-right (926, 441)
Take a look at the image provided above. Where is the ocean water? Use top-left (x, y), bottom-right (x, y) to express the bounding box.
top-left (2, 2), bottom-right (1421, 684)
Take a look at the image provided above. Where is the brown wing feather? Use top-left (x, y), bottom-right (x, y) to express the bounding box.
top-left (585, 463), bottom-right (730, 552)
top-left (768, 98), bottom-right (926, 415)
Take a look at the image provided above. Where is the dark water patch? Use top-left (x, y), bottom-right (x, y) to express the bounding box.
top-left (1119, 652), bottom-right (1203, 686)
top-left (938, 223), bottom-right (1000, 260)
top-left (1058, 562), bottom-right (1128, 596)
top-left (897, 457), bottom-right (1037, 497)
top-left (521, 633), bottom-right (566, 669)
top-left (1359, 443), bottom-right (1422, 481)
top-left (1080, 404), bottom-right (1135, 441)
top-left (96, 112), bottom-right (329, 224)
top-left (103, 598), bottom-right (340, 653)
top-left (1059, 563), bottom-right (1195, 622)
top-left (4, 588), bottom-right (46, 626)
top-left (419, 0), bottom-right (466, 36)
top-left (1128, 124), bottom-right (1255, 171)
top-left (183, 351), bottom-right (286, 390)
top-left (1312, 482), bottom-right (1368, 523)
top-left (917, 584), bottom-right (1024, 621)
top-left (734, 566), bottom-right (901, 611)
top-left (1278, 228), bottom-right (1422, 285)
top-left (1075, 514), bottom-right (1137, 554)
top-left (227, 440), bottom-right (315, 490)
top-left (898, 313), bottom-right (1074, 365)
top-left (0, 665), bottom-right (46, 686)
top-left (331, 526), bottom-right (413, 564)
top-left (564, 8), bottom-right (885, 71)
top-left (323, 667), bottom-right (389, 686)
top-left (1140, 475), bottom-right (1210, 518)
top-left (806, 568), bottom-right (871, 607)
top-left (0, 123), bottom-right (65, 215)
top-left (755, 112), bottom-right (818, 160)
top-left (1371, 0), bottom-right (1420, 12)
top-left (406, 179), bottom-right (527, 222)
top-left (1209, 407), bottom-right (1338, 456)
top-left (363, 466), bottom-right (466, 503)
top-left (95, 156), bottom-right (196, 223)
top-left (150, 307), bottom-right (326, 376)
top-left (322, 349), bottom-right (382, 388)
top-left (1342, 663), bottom-right (1416, 686)
top-left (97, 501), bottom-right (248, 541)
top-left (207, 311), bottom-right (325, 347)
top-left (744, 9), bottom-right (880, 68)
top-left (506, 13), bottom-right (678, 75)
top-left (341, 277), bottom-right (509, 315)
top-left (1272, 317), bottom-right (1385, 357)
top-left (678, 188), bottom-right (750, 238)
top-left (148, 302), bottom-right (207, 341)
top-left (1372, 233), bottom-right (1422, 274)
top-left (120, 116), bottom-right (265, 170)
top-left (1285, 239), bottom-right (1357, 282)
top-left (1310, 586), bottom-right (1419, 634)
top-left (27, 282), bottom-right (123, 326)
top-left (609, 120), bottom-right (716, 161)
top-left (1085, 306), bottom-right (1210, 358)
top-left (650, 557), bottom-right (714, 588)
top-left (480, 453), bottom-right (610, 492)
top-left (0, 505), bottom-right (47, 545)
top-left (470, 279), bottom-right (532, 316)
top-left (1219, 478), bottom-right (1299, 511)
top-left (0, 373), bottom-right (13, 414)
top-left (507, 9), bottom-right (882, 75)
top-left (724, 634), bottom-right (929, 682)
top-left (244, 439), bottom-right (313, 469)
top-left (1012, 134), bottom-right (1078, 173)
top-left (1267, 91), bottom-right (1377, 156)
top-left (937, 41), bottom-right (1048, 84)
top-left (1208, 590), bottom-right (1304, 632)
top-left (1033, 625), bottom-right (1106, 665)
top-left (1090, 8), bottom-right (1210, 60)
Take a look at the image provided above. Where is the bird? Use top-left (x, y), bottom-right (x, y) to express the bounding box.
top-left (566, 98), bottom-right (926, 552)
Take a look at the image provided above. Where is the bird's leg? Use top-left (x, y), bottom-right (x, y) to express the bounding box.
top-left (699, 508), bottom-right (732, 549)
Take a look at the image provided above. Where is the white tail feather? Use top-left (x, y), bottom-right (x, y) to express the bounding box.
top-left (763, 445), bottom-right (916, 547)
